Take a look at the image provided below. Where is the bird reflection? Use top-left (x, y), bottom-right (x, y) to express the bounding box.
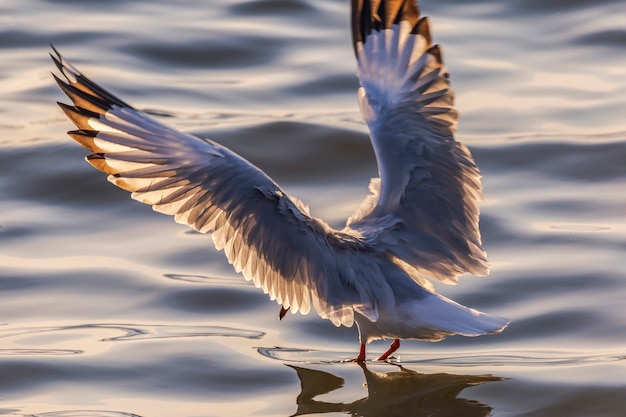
top-left (288, 363), bottom-right (504, 417)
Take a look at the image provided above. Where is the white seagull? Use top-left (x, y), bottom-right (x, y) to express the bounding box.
top-left (52, 0), bottom-right (509, 362)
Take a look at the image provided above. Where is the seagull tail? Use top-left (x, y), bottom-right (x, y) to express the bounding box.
top-left (356, 288), bottom-right (509, 345)
top-left (404, 291), bottom-right (510, 338)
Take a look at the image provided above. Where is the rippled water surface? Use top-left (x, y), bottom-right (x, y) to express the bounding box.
top-left (1, 0), bottom-right (625, 416)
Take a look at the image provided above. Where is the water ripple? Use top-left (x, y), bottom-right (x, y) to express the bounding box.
top-left (28, 411), bottom-right (143, 417)
top-left (121, 35), bottom-right (286, 69)
top-left (163, 273), bottom-right (251, 286)
top-left (228, 0), bottom-right (317, 16)
top-left (258, 347), bottom-right (626, 367)
top-left (0, 323), bottom-right (265, 356)
top-left (0, 349), bottom-right (82, 356)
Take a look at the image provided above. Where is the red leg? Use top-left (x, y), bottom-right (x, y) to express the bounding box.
top-left (349, 343), bottom-right (366, 362)
top-left (377, 338), bottom-right (400, 361)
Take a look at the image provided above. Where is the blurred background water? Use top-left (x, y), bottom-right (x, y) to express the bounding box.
top-left (1, 0), bottom-right (625, 416)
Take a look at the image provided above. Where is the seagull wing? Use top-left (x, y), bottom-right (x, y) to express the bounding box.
top-left (347, 0), bottom-right (488, 285)
top-left (51, 47), bottom-right (394, 327)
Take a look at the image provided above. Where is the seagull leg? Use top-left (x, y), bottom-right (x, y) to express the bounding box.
top-left (279, 306), bottom-right (290, 320)
top-left (377, 338), bottom-right (400, 361)
top-left (349, 343), bottom-right (367, 362)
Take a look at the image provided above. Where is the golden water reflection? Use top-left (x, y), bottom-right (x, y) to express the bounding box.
top-left (289, 363), bottom-right (505, 417)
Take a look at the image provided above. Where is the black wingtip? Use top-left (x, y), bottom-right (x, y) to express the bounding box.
top-left (50, 43), bottom-right (60, 57)
top-left (87, 153), bottom-right (106, 161)
top-left (68, 129), bottom-right (98, 138)
top-left (352, 0), bottom-right (422, 54)
top-left (57, 101), bottom-right (101, 132)
top-left (53, 70), bottom-right (113, 113)
top-left (412, 16), bottom-right (431, 46)
top-left (56, 101), bottom-right (72, 111)
top-left (57, 100), bottom-right (99, 117)
top-left (49, 44), bottom-right (65, 71)
top-left (49, 47), bottom-right (134, 110)
top-left (427, 44), bottom-right (443, 65)
top-left (51, 71), bottom-right (67, 89)
top-left (50, 53), bottom-right (64, 75)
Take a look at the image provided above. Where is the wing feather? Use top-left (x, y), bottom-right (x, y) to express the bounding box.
top-left (348, 0), bottom-right (489, 285)
top-left (51, 47), bottom-right (395, 326)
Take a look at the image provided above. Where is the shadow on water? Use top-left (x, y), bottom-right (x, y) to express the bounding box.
top-left (4, 365), bottom-right (504, 417)
top-left (288, 363), bottom-right (504, 417)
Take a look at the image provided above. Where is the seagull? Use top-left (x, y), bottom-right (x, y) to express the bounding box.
top-left (51, 0), bottom-right (509, 362)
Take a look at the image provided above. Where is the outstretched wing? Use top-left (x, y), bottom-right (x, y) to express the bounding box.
top-left (347, 0), bottom-right (488, 284)
top-left (50, 47), bottom-right (393, 327)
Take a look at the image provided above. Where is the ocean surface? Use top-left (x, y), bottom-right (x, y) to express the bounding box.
top-left (1, 0), bottom-right (625, 416)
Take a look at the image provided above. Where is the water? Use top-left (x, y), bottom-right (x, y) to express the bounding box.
top-left (1, 0), bottom-right (625, 416)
